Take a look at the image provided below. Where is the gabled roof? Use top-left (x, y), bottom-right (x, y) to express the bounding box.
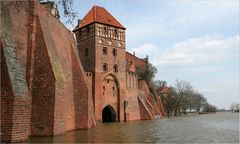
top-left (73, 5), bottom-right (125, 31)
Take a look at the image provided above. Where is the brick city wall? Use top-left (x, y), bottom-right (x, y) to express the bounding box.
top-left (126, 52), bottom-right (148, 68)
top-left (1, 1), bottom-right (32, 142)
top-left (137, 90), bottom-right (152, 120)
top-left (1, 1), bottom-right (95, 142)
top-left (31, 16), bottom-right (55, 136)
top-left (126, 51), bottom-right (166, 118)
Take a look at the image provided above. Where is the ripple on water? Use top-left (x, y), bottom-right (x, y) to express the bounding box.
top-left (28, 112), bottom-right (239, 143)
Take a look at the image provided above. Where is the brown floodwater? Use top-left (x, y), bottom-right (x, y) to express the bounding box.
top-left (28, 112), bottom-right (239, 143)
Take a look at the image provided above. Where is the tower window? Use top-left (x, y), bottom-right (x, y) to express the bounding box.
top-left (114, 29), bottom-right (118, 36)
top-left (110, 29), bottom-right (113, 38)
top-left (85, 48), bottom-right (88, 57)
top-left (103, 86), bottom-right (105, 91)
top-left (113, 64), bottom-right (118, 73)
top-left (113, 49), bottom-right (117, 56)
top-left (104, 27), bottom-right (107, 34)
top-left (103, 47), bottom-right (108, 55)
top-left (98, 27), bottom-right (103, 36)
top-left (103, 63), bottom-right (108, 72)
top-left (119, 32), bottom-right (123, 40)
top-left (113, 86), bottom-right (115, 91)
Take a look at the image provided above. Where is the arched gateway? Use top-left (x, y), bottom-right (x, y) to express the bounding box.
top-left (102, 105), bottom-right (116, 122)
top-left (101, 73), bottom-right (120, 122)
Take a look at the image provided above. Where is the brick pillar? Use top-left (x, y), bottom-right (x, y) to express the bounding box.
top-left (1, 2), bottom-right (32, 141)
top-left (1, 20), bottom-right (31, 143)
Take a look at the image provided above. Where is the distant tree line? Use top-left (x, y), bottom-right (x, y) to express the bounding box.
top-left (230, 103), bottom-right (239, 112)
top-left (154, 80), bottom-right (216, 117)
top-left (136, 63), bottom-right (217, 117)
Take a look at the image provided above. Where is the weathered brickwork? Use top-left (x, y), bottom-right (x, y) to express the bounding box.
top-left (1, 1), bottom-right (94, 142)
top-left (1, 2), bottom-right (165, 142)
top-left (1, 47), bottom-right (15, 142)
top-left (1, 1), bottom-right (31, 142)
top-left (31, 17), bottom-right (55, 136)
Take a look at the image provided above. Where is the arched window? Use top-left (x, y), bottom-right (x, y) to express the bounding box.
top-left (113, 49), bottom-right (117, 56)
top-left (113, 64), bottom-right (118, 73)
top-left (103, 47), bottom-right (108, 55)
top-left (103, 63), bottom-right (108, 72)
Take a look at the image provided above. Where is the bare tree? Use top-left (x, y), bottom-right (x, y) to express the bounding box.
top-left (39, 0), bottom-right (77, 24)
top-left (154, 80), bottom-right (167, 95)
top-left (174, 80), bottom-right (193, 115)
top-left (230, 102), bottom-right (239, 112)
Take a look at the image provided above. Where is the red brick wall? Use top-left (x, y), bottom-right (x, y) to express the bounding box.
top-left (36, 2), bottom-right (94, 133)
top-left (125, 90), bottom-right (141, 120)
top-left (149, 81), bottom-right (166, 117)
top-left (137, 93), bottom-right (152, 120)
top-left (126, 52), bottom-right (147, 68)
top-left (1, 1), bottom-right (95, 142)
top-left (125, 71), bottom-right (140, 121)
top-left (71, 46), bottom-right (90, 129)
top-left (1, 48), bottom-right (14, 142)
top-left (1, 1), bottom-right (31, 142)
top-left (31, 17), bottom-right (55, 136)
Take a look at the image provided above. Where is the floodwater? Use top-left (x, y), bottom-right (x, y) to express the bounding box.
top-left (28, 112), bottom-right (239, 143)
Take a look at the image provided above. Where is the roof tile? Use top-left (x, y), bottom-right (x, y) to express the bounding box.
top-left (74, 5), bottom-right (125, 31)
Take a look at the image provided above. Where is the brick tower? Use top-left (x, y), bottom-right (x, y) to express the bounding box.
top-left (73, 6), bottom-right (127, 122)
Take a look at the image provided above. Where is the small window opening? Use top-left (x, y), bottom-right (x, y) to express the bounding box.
top-left (103, 63), bottom-right (108, 72)
top-left (114, 64), bottom-right (118, 73)
top-left (114, 29), bottom-right (118, 36)
top-left (104, 27), bottom-right (107, 34)
top-left (113, 86), bottom-right (115, 91)
top-left (103, 47), bottom-right (107, 55)
top-left (113, 49), bottom-right (117, 56)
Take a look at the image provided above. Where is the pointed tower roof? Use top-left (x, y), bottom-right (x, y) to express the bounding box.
top-left (73, 5), bottom-right (125, 31)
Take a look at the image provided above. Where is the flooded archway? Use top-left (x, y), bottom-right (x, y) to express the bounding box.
top-left (102, 105), bottom-right (116, 122)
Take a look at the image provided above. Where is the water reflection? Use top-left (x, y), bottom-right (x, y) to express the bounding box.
top-left (28, 113), bottom-right (239, 143)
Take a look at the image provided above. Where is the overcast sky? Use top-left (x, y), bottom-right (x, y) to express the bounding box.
top-left (59, 0), bottom-right (239, 109)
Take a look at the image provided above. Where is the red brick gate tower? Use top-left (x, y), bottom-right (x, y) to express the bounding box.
top-left (73, 6), bottom-right (127, 122)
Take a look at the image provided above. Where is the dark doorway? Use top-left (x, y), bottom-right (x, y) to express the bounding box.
top-left (102, 105), bottom-right (116, 122)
